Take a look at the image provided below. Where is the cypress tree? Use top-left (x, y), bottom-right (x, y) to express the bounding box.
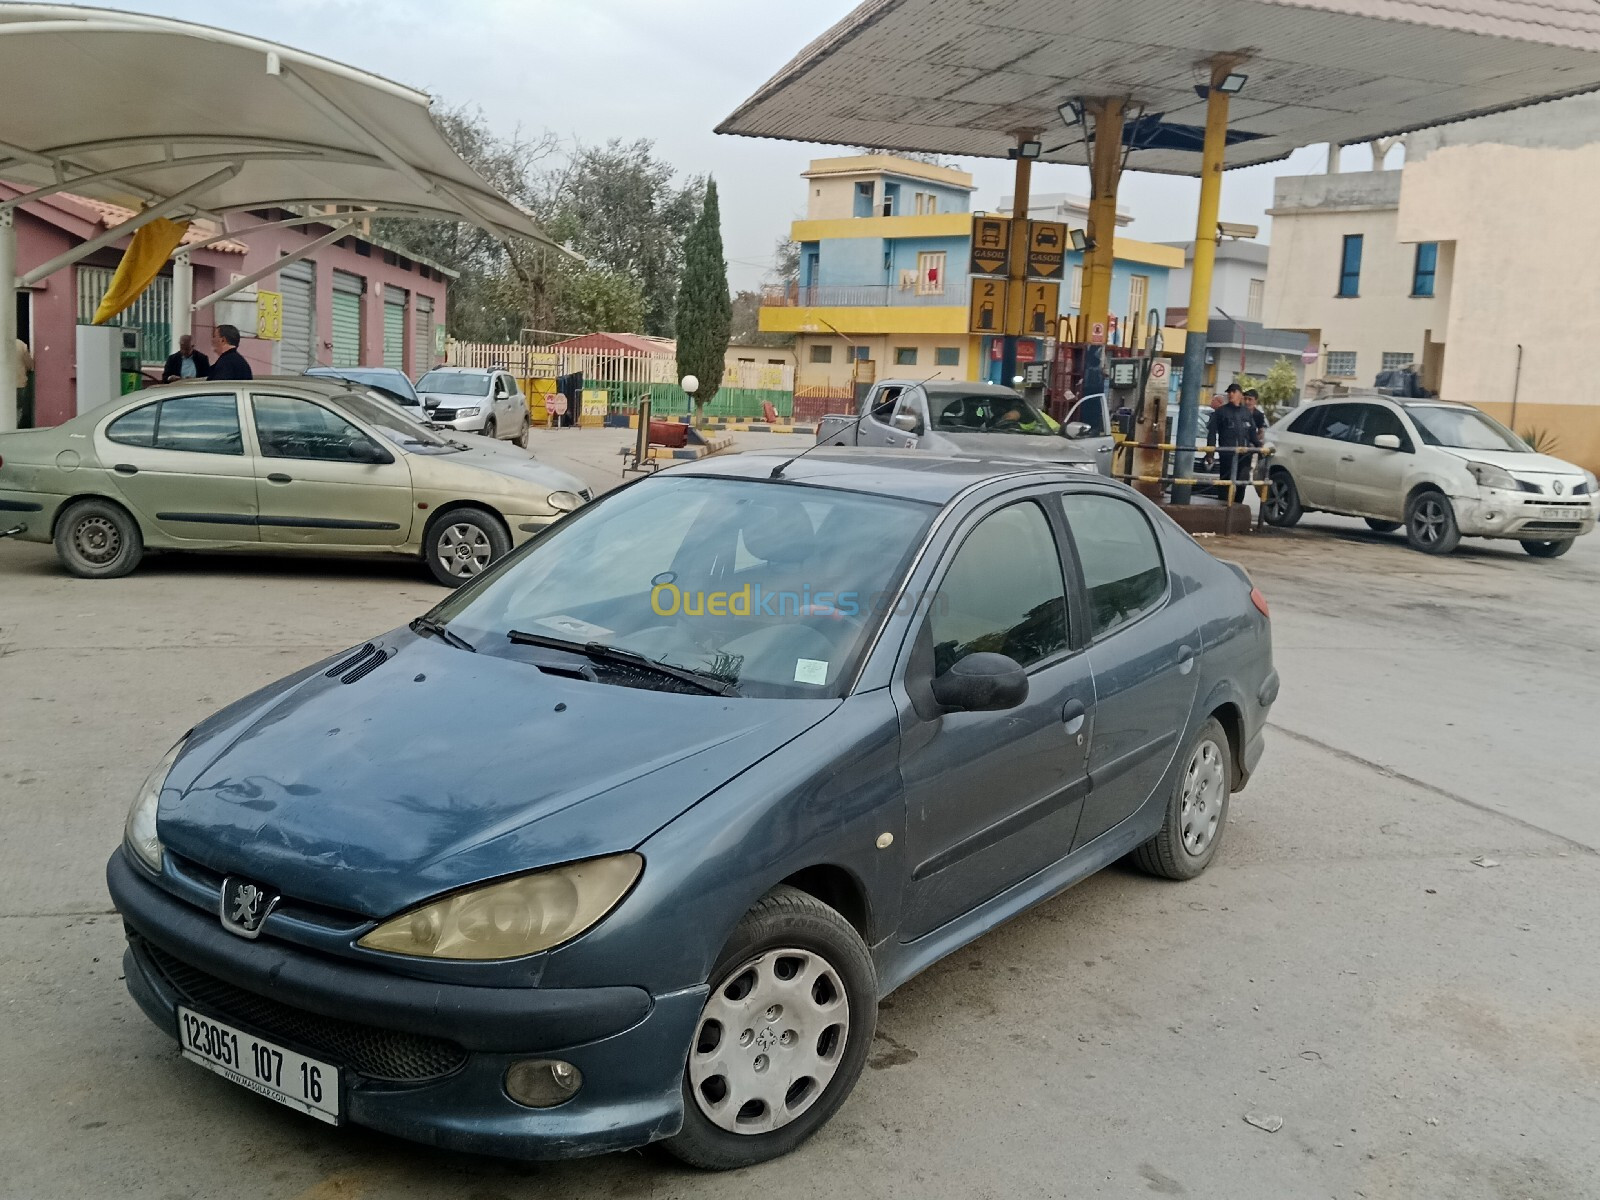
top-left (675, 179), bottom-right (732, 423)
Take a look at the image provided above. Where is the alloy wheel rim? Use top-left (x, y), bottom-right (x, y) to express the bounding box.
top-left (1179, 739), bottom-right (1226, 856)
top-left (73, 515), bottom-right (121, 565)
top-left (688, 948), bottom-right (850, 1135)
top-left (1414, 498), bottom-right (1445, 543)
top-left (439, 524), bottom-right (491, 578)
top-left (1267, 478), bottom-right (1289, 519)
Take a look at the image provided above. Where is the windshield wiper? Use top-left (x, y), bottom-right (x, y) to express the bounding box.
top-left (410, 615), bottom-right (476, 653)
top-left (505, 631), bottom-right (737, 695)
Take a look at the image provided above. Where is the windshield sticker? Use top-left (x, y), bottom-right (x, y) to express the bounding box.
top-left (537, 615), bottom-right (614, 640)
top-left (794, 658), bottom-right (830, 686)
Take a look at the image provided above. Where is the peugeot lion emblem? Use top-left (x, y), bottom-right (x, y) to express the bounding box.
top-left (220, 877), bottom-right (281, 939)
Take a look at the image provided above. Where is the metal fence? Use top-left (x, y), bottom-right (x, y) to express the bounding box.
top-left (76, 266), bottom-right (171, 364)
top-left (759, 283), bottom-right (958, 308)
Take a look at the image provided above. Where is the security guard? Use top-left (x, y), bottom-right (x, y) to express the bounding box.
top-left (1206, 383), bottom-right (1253, 499)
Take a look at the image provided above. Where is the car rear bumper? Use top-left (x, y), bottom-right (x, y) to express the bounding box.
top-left (108, 850), bottom-right (702, 1159)
top-left (0, 490), bottom-right (60, 542)
top-left (1453, 493), bottom-right (1597, 540)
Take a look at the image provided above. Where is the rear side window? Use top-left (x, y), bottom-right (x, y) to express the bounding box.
top-left (1060, 495), bottom-right (1166, 638)
top-left (106, 402), bottom-right (158, 447)
top-left (1287, 407), bottom-right (1325, 436)
top-left (106, 395), bottom-right (241, 455)
top-left (926, 501), bottom-right (1069, 675)
top-left (1317, 403), bottom-right (1364, 443)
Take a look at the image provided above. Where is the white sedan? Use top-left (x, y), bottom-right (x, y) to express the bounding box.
top-left (1262, 396), bottom-right (1597, 557)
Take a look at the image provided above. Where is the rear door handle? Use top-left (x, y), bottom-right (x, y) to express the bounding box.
top-left (267, 472), bottom-right (293, 484)
top-left (113, 463), bottom-right (138, 475)
top-left (1061, 698), bottom-right (1088, 735)
top-left (1291, 447), bottom-right (1305, 454)
top-left (1178, 644), bottom-right (1196, 676)
top-left (1339, 455), bottom-right (1355, 462)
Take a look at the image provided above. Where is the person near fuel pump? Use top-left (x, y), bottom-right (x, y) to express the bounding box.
top-left (1206, 383), bottom-right (1253, 500)
top-left (1240, 388), bottom-right (1268, 483)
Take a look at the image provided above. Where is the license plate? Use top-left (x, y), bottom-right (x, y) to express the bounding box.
top-left (1538, 507), bottom-right (1583, 521)
top-left (177, 1006), bottom-right (340, 1124)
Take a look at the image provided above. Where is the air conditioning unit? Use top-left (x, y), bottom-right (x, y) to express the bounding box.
top-left (898, 270), bottom-right (917, 290)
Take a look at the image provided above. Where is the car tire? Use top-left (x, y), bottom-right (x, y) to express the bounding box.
top-left (1520, 538), bottom-right (1574, 558)
top-left (1364, 519), bottom-right (1402, 533)
top-left (481, 415), bottom-right (498, 441)
top-left (662, 886), bottom-right (877, 1171)
top-left (1262, 469), bottom-right (1302, 528)
top-left (53, 498), bottom-right (144, 579)
top-left (423, 507), bottom-right (510, 588)
top-left (1404, 489), bottom-right (1461, 555)
top-left (1132, 717), bottom-right (1231, 882)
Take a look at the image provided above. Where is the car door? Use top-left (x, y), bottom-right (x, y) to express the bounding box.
top-left (500, 373), bottom-right (526, 427)
top-left (895, 495), bottom-right (1095, 941)
top-left (857, 384), bottom-right (908, 447)
top-left (1333, 402), bottom-right (1415, 520)
top-left (96, 392), bottom-right (260, 543)
top-left (1059, 491), bottom-right (1200, 851)
top-left (1288, 402), bottom-right (1360, 509)
top-left (247, 391), bottom-right (414, 547)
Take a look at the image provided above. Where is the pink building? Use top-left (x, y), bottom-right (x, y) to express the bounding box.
top-left (2, 186), bottom-right (451, 427)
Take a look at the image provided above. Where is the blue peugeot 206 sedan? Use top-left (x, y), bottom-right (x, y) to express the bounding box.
top-left (108, 448), bottom-right (1277, 1169)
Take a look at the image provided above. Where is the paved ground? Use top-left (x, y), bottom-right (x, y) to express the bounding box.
top-left (2, 434), bottom-right (1596, 1200)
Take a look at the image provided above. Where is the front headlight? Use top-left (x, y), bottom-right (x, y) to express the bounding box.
top-left (547, 490), bottom-right (581, 513)
top-left (453, 407), bottom-right (479, 418)
top-left (124, 739), bottom-right (184, 872)
top-left (1582, 470), bottom-right (1598, 496)
top-left (357, 853), bottom-right (642, 960)
top-left (1466, 461), bottom-right (1518, 492)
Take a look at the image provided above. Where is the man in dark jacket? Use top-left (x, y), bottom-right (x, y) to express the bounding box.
top-left (162, 334), bottom-right (210, 382)
top-left (207, 325), bottom-right (253, 381)
top-left (1206, 383), bottom-right (1252, 499)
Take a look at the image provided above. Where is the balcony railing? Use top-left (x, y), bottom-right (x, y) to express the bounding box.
top-left (760, 283), bottom-right (957, 308)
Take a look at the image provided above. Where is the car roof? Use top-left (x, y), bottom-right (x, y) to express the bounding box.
top-left (673, 447), bottom-right (1115, 505)
top-left (419, 365), bottom-right (495, 374)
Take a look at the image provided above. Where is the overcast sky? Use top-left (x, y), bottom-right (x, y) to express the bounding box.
top-left (98, 0), bottom-right (1381, 291)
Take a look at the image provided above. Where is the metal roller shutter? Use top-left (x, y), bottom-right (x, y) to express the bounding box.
top-left (383, 288), bottom-right (407, 371)
top-left (414, 294), bottom-right (434, 374)
top-left (277, 261), bottom-right (315, 372)
top-left (331, 271), bottom-right (363, 367)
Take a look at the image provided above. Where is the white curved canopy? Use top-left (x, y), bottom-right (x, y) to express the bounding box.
top-left (0, 3), bottom-right (555, 245)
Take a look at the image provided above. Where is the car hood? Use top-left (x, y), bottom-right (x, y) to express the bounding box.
top-left (157, 634), bottom-right (836, 917)
top-left (434, 443), bottom-right (587, 493)
top-left (928, 430), bottom-right (1099, 464)
top-left (1437, 448), bottom-right (1586, 479)
top-left (419, 390), bottom-right (488, 408)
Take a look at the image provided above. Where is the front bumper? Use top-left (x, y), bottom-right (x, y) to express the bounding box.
top-left (108, 850), bottom-right (703, 1159)
top-left (1453, 492), bottom-right (1597, 540)
top-left (425, 409), bottom-right (491, 434)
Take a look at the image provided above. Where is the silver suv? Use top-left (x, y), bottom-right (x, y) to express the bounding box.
top-left (416, 367), bottom-right (529, 442)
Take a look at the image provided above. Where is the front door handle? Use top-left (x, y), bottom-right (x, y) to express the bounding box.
top-left (1061, 698), bottom-right (1088, 735)
top-left (267, 472), bottom-right (293, 484)
top-left (113, 463), bottom-right (138, 475)
top-left (1291, 447), bottom-right (1305, 454)
top-left (1339, 455), bottom-right (1355, 462)
top-left (1178, 644), bottom-right (1196, 676)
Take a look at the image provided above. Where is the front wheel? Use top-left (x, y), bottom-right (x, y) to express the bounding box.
top-left (1405, 490), bottom-right (1461, 554)
top-left (1364, 518), bottom-right (1402, 533)
top-left (54, 498), bottom-right (144, 579)
top-left (424, 508), bottom-right (510, 587)
top-left (1132, 717), bottom-right (1231, 881)
top-left (480, 415), bottom-right (498, 441)
top-left (1521, 538), bottom-right (1574, 558)
top-left (663, 887), bottom-right (876, 1170)
top-left (1262, 470), bottom-right (1303, 527)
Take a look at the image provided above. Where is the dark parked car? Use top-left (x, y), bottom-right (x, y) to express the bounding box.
top-left (303, 366), bottom-right (421, 410)
top-left (108, 449), bottom-right (1276, 1169)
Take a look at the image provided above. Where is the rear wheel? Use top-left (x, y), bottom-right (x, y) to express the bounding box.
top-left (54, 498), bottom-right (143, 579)
top-left (424, 507), bottom-right (510, 587)
top-left (1262, 470), bottom-right (1302, 527)
top-left (518, 408), bottom-right (532, 448)
top-left (663, 886), bottom-right (876, 1170)
top-left (1521, 538), bottom-right (1574, 558)
top-left (1364, 518), bottom-right (1402, 533)
top-left (1132, 717), bottom-right (1231, 881)
top-left (1405, 489), bottom-right (1460, 554)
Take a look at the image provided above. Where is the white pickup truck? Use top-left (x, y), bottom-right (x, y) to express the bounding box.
top-left (815, 379), bottom-right (1112, 473)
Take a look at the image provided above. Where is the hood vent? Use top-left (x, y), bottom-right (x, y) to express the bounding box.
top-left (323, 642), bottom-right (392, 685)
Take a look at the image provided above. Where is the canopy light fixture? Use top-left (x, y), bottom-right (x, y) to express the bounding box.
top-left (1196, 74), bottom-right (1249, 99)
top-left (1009, 140), bottom-right (1043, 160)
top-left (1058, 99), bottom-right (1084, 126)
top-left (1069, 228), bottom-right (1090, 252)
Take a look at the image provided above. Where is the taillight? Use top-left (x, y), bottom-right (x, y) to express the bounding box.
top-left (1250, 586), bottom-right (1270, 618)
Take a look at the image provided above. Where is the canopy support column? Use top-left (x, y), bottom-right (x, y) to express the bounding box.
top-left (1080, 98), bottom-right (1125, 405)
top-left (171, 251), bottom-right (192, 351)
top-left (1001, 140), bottom-right (1034, 387)
top-left (1173, 63), bottom-right (1236, 505)
top-left (0, 211), bottom-right (16, 432)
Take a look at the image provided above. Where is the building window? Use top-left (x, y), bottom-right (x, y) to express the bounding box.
top-left (77, 265), bottom-right (172, 365)
top-left (914, 192), bottom-right (939, 215)
top-left (1381, 351), bottom-right (1415, 372)
top-left (1127, 274), bottom-right (1149, 323)
top-left (810, 344), bottom-right (834, 364)
top-left (853, 345), bottom-right (871, 362)
top-left (1325, 350), bottom-right (1358, 377)
top-left (916, 251), bottom-right (946, 295)
top-left (1412, 242), bottom-right (1438, 297)
top-left (1247, 278), bottom-right (1265, 321)
top-left (1337, 234), bottom-right (1363, 297)
top-left (894, 347), bottom-right (918, 366)
top-left (935, 346), bottom-right (960, 367)
top-left (854, 182), bottom-right (874, 219)
top-left (1070, 265), bottom-right (1084, 309)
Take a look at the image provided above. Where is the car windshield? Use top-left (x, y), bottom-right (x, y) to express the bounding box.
top-left (1403, 404), bottom-right (1528, 452)
top-left (418, 371), bottom-right (491, 397)
top-left (930, 390), bottom-right (1055, 436)
top-left (336, 391), bottom-right (465, 454)
top-left (307, 369), bottom-right (418, 404)
top-left (434, 476), bottom-right (937, 698)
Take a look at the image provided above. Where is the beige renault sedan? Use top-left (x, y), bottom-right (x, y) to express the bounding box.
top-left (0, 378), bottom-right (589, 585)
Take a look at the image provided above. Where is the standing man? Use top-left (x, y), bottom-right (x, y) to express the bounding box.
top-left (162, 334), bottom-right (210, 383)
top-left (1206, 383), bottom-right (1251, 500)
top-left (207, 325), bottom-right (252, 381)
top-left (1241, 388), bottom-right (1268, 482)
top-left (14, 336), bottom-right (35, 428)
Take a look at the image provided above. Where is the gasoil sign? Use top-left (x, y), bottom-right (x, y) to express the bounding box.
top-left (969, 278), bottom-right (1008, 334)
top-left (970, 217), bottom-right (1011, 276)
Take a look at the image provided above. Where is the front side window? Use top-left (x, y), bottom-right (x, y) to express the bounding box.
top-left (929, 390), bottom-right (1053, 436)
top-left (252, 394), bottom-right (381, 461)
top-left (105, 395), bottom-right (241, 455)
top-left (1412, 242), bottom-right (1438, 297)
top-left (1338, 234), bottom-right (1363, 297)
top-left (926, 501), bottom-right (1068, 676)
top-left (1355, 404), bottom-right (1413, 451)
top-left (1060, 495), bottom-right (1166, 638)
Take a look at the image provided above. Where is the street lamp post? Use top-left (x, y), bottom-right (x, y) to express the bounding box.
top-left (681, 374), bottom-right (701, 427)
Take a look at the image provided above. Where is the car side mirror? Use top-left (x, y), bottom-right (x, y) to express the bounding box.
top-left (1373, 433), bottom-right (1402, 451)
top-left (930, 652), bottom-right (1029, 713)
top-left (891, 412), bottom-right (922, 434)
top-left (1064, 421), bottom-right (1092, 439)
top-left (348, 440), bottom-right (391, 465)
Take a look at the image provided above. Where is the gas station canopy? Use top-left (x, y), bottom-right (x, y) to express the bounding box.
top-left (0, 3), bottom-right (556, 245)
top-left (720, 0), bottom-right (1600, 173)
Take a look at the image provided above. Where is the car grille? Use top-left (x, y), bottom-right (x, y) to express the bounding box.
top-left (431, 407), bottom-right (458, 421)
top-left (1521, 521), bottom-right (1583, 534)
top-left (135, 935), bottom-right (468, 1082)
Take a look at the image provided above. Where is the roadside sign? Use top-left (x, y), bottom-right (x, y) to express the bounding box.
top-left (1301, 346), bottom-right (1320, 365)
top-left (1090, 320), bottom-right (1106, 345)
top-left (1021, 281), bottom-right (1060, 336)
top-left (1150, 359), bottom-right (1170, 382)
top-left (1016, 341), bottom-right (1039, 363)
top-left (969, 278), bottom-right (1008, 334)
top-left (255, 290), bottom-right (282, 341)
top-left (970, 216), bottom-right (1011, 276)
top-left (1026, 221), bottom-right (1068, 279)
